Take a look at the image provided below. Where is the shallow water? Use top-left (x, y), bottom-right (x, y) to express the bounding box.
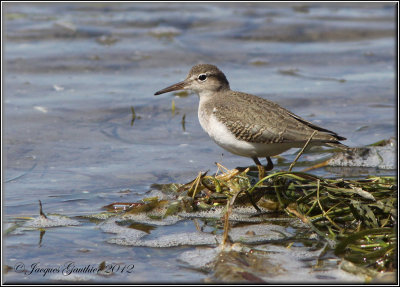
top-left (3, 2), bottom-right (396, 283)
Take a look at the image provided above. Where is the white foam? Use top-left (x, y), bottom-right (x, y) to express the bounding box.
top-left (229, 224), bottom-right (292, 243)
top-left (22, 215), bottom-right (80, 229)
top-left (110, 231), bottom-right (220, 247)
top-left (100, 218), bottom-right (147, 240)
top-left (329, 139), bottom-right (396, 169)
top-left (178, 247), bottom-right (220, 270)
top-left (121, 213), bottom-right (181, 226)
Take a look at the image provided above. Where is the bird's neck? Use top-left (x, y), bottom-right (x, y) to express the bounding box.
top-left (198, 90), bottom-right (216, 100)
top-left (197, 87), bottom-right (231, 101)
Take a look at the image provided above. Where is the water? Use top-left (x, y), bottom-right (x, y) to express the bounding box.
top-left (3, 2), bottom-right (396, 283)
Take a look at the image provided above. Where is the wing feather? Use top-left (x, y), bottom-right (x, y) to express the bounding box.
top-left (211, 91), bottom-right (346, 145)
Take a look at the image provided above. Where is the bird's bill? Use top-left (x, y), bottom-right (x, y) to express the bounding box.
top-left (154, 81), bottom-right (187, 95)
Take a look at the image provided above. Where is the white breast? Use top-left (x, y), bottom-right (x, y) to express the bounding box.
top-left (198, 99), bottom-right (294, 158)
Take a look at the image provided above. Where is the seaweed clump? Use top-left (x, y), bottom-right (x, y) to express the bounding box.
top-left (250, 171), bottom-right (396, 273)
top-left (105, 163), bottom-right (396, 275)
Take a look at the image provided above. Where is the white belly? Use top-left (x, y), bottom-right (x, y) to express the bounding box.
top-left (198, 106), bottom-right (293, 158)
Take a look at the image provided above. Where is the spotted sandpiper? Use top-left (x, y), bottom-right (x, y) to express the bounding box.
top-left (154, 64), bottom-right (347, 178)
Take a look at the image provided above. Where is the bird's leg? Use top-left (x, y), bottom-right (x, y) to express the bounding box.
top-left (252, 157), bottom-right (265, 180)
top-left (265, 156), bottom-right (274, 171)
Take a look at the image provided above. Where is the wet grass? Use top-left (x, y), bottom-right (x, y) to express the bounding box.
top-left (105, 164), bottom-right (396, 275)
top-left (11, 148), bottom-right (395, 281)
top-left (100, 138), bottom-right (396, 278)
top-left (251, 171), bottom-right (396, 273)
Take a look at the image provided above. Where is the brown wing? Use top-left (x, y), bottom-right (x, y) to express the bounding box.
top-left (212, 91), bottom-right (346, 145)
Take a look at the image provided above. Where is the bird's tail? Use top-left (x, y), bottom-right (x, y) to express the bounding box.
top-left (326, 142), bottom-right (350, 150)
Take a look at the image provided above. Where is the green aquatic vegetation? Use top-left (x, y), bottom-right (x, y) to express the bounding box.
top-left (173, 91), bottom-right (190, 97)
top-left (249, 171), bottom-right (396, 274)
top-left (130, 105), bottom-right (142, 126)
top-left (22, 158), bottom-right (388, 281)
top-left (5, 13), bottom-right (27, 20)
top-left (130, 106), bottom-right (136, 126)
top-left (171, 99), bottom-right (176, 115)
top-left (108, 166), bottom-right (396, 275)
top-left (99, 136), bottom-right (395, 277)
top-left (181, 114), bottom-right (186, 131)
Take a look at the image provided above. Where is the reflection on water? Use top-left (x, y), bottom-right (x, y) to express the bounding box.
top-left (4, 2), bottom-right (395, 283)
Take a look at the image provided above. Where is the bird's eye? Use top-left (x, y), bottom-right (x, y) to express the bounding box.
top-left (198, 74), bottom-right (207, 81)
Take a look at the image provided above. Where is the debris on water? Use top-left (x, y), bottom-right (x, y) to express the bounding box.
top-left (329, 138), bottom-right (396, 169)
top-left (130, 106), bottom-right (136, 126)
top-left (148, 26), bottom-right (181, 39)
top-left (278, 68), bottom-right (346, 83)
top-left (54, 21), bottom-right (77, 33)
top-left (7, 201), bottom-right (80, 234)
top-left (22, 214), bottom-right (80, 229)
top-left (53, 84), bottom-right (65, 91)
top-left (173, 91), bottom-right (190, 97)
top-left (22, 160), bottom-right (393, 281)
top-left (178, 247), bottom-right (220, 271)
top-left (34, 106), bottom-right (48, 113)
top-left (102, 210), bottom-right (295, 247)
top-left (129, 51), bottom-right (151, 62)
top-left (181, 114), bottom-right (186, 131)
top-left (39, 200), bottom-right (48, 219)
top-left (5, 13), bottom-right (27, 20)
top-left (249, 58), bottom-right (269, 66)
top-left (96, 34), bottom-right (119, 45)
top-left (111, 231), bottom-right (220, 248)
top-left (171, 99), bottom-right (176, 115)
top-left (293, 5), bottom-right (310, 13)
